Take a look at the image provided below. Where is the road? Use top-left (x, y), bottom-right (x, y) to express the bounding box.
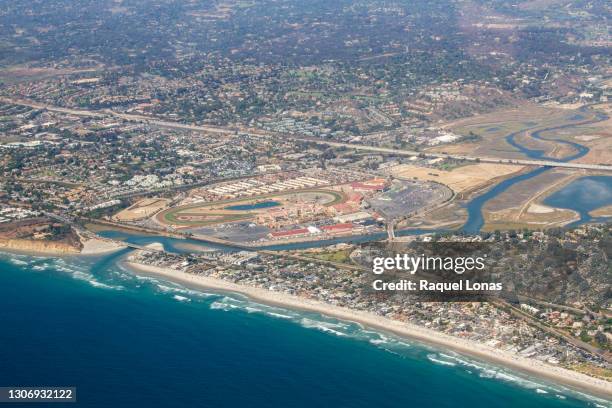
top-left (497, 300), bottom-right (612, 364)
top-left (43, 212), bottom-right (164, 252)
top-left (300, 139), bottom-right (612, 171)
top-left (76, 217), bottom-right (367, 272)
top-left (3, 96), bottom-right (611, 172)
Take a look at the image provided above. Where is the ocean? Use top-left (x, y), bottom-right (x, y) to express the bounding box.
top-left (0, 251), bottom-right (610, 408)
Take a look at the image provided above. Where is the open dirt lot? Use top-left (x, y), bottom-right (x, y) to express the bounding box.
top-left (0, 66), bottom-right (102, 84)
top-left (114, 198), bottom-right (171, 222)
top-left (389, 163), bottom-right (524, 193)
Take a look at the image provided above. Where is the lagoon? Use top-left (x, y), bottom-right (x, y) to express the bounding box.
top-left (544, 176), bottom-right (612, 227)
top-left (225, 201), bottom-right (281, 211)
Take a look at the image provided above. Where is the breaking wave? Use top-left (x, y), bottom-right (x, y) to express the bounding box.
top-left (299, 318), bottom-right (349, 337)
top-left (427, 354), bottom-right (457, 366)
top-left (2, 251), bottom-right (608, 406)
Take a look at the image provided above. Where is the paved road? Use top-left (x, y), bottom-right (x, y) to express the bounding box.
top-left (3, 96), bottom-right (611, 172)
top-left (74, 217), bottom-right (367, 271)
top-left (111, 110), bottom-right (612, 171)
top-left (498, 300), bottom-right (612, 364)
top-left (298, 139), bottom-right (612, 171)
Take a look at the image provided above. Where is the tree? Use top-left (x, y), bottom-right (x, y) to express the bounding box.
top-left (594, 331), bottom-right (607, 347)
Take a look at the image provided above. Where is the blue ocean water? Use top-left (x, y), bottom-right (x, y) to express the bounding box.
top-left (0, 252), bottom-right (609, 408)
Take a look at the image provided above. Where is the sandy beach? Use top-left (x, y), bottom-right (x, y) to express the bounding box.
top-left (126, 261), bottom-right (612, 400)
top-left (80, 237), bottom-right (126, 255)
top-left (0, 236), bottom-right (125, 257)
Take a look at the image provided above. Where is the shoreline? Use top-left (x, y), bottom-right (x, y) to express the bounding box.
top-left (125, 260), bottom-right (612, 401)
top-left (0, 233), bottom-right (126, 257)
top-left (0, 238), bottom-right (80, 256)
top-left (79, 236), bottom-right (127, 255)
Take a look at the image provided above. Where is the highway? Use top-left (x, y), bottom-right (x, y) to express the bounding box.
top-left (110, 110), bottom-right (612, 172)
top-left (3, 96), bottom-right (611, 172)
top-left (295, 139), bottom-right (612, 172)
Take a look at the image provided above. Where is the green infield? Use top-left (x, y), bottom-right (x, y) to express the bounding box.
top-left (157, 189), bottom-right (347, 227)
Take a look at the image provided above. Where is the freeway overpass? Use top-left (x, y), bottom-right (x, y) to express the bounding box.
top-left (294, 139), bottom-right (612, 172)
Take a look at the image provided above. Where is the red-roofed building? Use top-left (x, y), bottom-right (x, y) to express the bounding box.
top-left (269, 228), bottom-right (310, 239)
top-left (320, 223), bottom-right (353, 234)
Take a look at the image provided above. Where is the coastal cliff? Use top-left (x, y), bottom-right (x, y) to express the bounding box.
top-left (0, 237), bottom-right (81, 255)
top-left (0, 217), bottom-right (83, 255)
